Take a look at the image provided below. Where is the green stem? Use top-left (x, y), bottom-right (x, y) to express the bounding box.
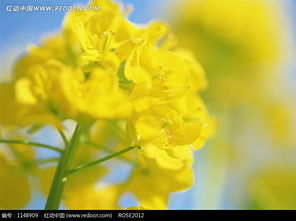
top-left (85, 140), bottom-right (138, 165)
top-left (0, 139), bottom-right (62, 153)
top-left (45, 124), bottom-right (82, 210)
top-left (66, 145), bottom-right (138, 177)
top-left (57, 129), bottom-right (68, 148)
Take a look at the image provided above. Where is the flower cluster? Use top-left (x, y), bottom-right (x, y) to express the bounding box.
top-left (0, 0), bottom-right (212, 209)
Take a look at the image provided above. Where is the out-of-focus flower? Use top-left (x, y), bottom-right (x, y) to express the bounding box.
top-left (64, 184), bottom-right (122, 210)
top-left (0, 143), bottom-right (35, 209)
top-left (173, 0), bottom-right (289, 105)
top-left (130, 144), bottom-right (193, 209)
top-left (249, 165), bottom-right (296, 209)
top-left (171, 0), bottom-right (296, 209)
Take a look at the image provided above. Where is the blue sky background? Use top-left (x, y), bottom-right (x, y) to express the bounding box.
top-left (0, 0), bottom-right (296, 210)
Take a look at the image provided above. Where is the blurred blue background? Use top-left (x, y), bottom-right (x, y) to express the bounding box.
top-left (1, 0), bottom-right (296, 210)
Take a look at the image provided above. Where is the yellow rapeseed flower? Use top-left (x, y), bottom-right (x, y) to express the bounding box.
top-left (0, 0), bottom-right (211, 209)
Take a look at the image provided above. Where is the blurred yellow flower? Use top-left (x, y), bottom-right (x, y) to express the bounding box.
top-left (126, 162), bottom-right (193, 209)
top-left (250, 165), bottom-right (296, 209)
top-left (64, 184), bottom-right (122, 210)
top-left (0, 145), bottom-right (34, 209)
top-left (0, 155), bottom-right (31, 209)
top-left (171, 0), bottom-right (296, 209)
top-left (173, 0), bottom-right (290, 106)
